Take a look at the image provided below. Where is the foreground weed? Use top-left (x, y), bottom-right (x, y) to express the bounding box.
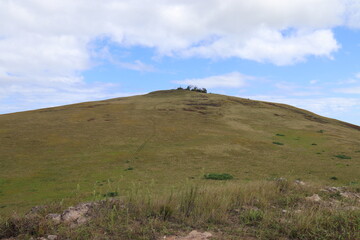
top-left (1, 181), bottom-right (359, 240)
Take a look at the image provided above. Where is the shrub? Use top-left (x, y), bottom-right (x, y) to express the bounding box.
top-left (240, 209), bottom-right (264, 226)
top-left (330, 176), bottom-right (338, 181)
top-left (273, 142), bottom-right (284, 145)
top-left (204, 173), bottom-right (234, 180)
top-left (276, 133), bottom-right (285, 136)
top-left (178, 85), bottom-right (207, 93)
top-left (125, 167), bottom-right (134, 171)
top-left (335, 155), bottom-right (351, 159)
top-left (103, 192), bottom-right (118, 197)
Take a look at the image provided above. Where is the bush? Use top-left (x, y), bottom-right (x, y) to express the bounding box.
top-left (273, 142), bottom-right (284, 145)
top-left (204, 173), bottom-right (234, 180)
top-left (177, 85), bottom-right (207, 93)
top-left (103, 192), bottom-right (119, 197)
top-left (335, 155), bottom-right (351, 159)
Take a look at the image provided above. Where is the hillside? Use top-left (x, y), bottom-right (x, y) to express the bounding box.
top-left (0, 89), bottom-right (359, 215)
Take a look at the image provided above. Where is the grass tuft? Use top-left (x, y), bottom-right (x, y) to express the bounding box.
top-left (103, 192), bottom-right (119, 198)
top-left (272, 142), bottom-right (284, 145)
top-left (335, 155), bottom-right (352, 159)
top-left (204, 173), bottom-right (234, 180)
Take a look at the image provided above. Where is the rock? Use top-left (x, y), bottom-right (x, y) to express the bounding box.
top-left (163, 230), bottom-right (212, 240)
top-left (325, 187), bottom-right (344, 193)
top-left (46, 214), bottom-right (61, 224)
top-left (321, 187), bottom-right (360, 201)
top-left (241, 205), bottom-right (259, 211)
top-left (281, 209), bottom-right (287, 214)
top-left (340, 191), bottom-right (360, 200)
top-left (45, 199), bottom-right (123, 228)
top-left (47, 235), bottom-right (58, 240)
top-left (295, 180), bottom-right (305, 186)
top-left (305, 194), bottom-right (321, 202)
top-left (61, 202), bottom-right (100, 227)
top-left (46, 202), bottom-right (100, 227)
top-left (27, 205), bottom-right (46, 215)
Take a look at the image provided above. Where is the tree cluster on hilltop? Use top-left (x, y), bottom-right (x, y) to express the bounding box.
top-left (177, 85), bottom-right (207, 93)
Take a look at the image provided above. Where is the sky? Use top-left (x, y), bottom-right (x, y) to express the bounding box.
top-left (1, 0), bottom-right (360, 125)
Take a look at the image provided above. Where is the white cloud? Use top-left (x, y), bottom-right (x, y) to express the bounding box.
top-left (335, 86), bottom-right (360, 94)
top-left (181, 29), bottom-right (340, 65)
top-left (113, 60), bottom-right (155, 72)
top-left (0, 0), bottom-right (360, 113)
top-left (174, 72), bottom-right (251, 88)
top-left (0, 82), bottom-right (140, 114)
top-left (344, 0), bottom-right (360, 28)
top-left (246, 95), bottom-right (360, 124)
top-left (356, 73), bottom-right (360, 79)
top-left (0, 0), bottom-right (357, 80)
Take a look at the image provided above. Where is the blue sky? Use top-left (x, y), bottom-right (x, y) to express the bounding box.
top-left (1, 0), bottom-right (360, 125)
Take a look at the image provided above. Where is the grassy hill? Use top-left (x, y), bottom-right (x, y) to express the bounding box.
top-left (0, 89), bottom-right (359, 216)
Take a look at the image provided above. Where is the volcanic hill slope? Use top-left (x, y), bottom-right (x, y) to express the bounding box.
top-left (0, 89), bottom-right (359, 215)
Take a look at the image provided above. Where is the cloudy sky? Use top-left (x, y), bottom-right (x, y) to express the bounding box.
top-left (1, 0), bottom-right (360, 124)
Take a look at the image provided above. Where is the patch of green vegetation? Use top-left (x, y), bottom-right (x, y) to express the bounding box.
top-left (125, 167), bottom-right (134, 171)
top-left (311, 143), bottom-right (317, 145)
top-left (355, 150), bottom-right (360, 153)
top-left (102, 192), bottom-right (118, 198)
top-left (276, 133), bottom-right (285, 136)
top-left (272, 141), bottom-right (284, 145)
top-left (204, 173), bottom-right (233, 180)
top-left (330, 176), bottom-right (338, 181)
top-left (239, 209), bottom-right (264, 226)
top-left (317, 130), bottom-right (324, 133)
top-left (334, 155), bottom-right (352, 159)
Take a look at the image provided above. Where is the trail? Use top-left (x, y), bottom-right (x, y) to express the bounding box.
top-left (129, 104), bottom-right (159, 161)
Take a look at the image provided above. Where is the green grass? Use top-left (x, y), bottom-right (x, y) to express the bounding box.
top-left (0, 90), bottom-right (359, 216)
top-left (272, 141), bottom-right (284, 145)
top-left (204, 173), bottom-right (234, 180)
